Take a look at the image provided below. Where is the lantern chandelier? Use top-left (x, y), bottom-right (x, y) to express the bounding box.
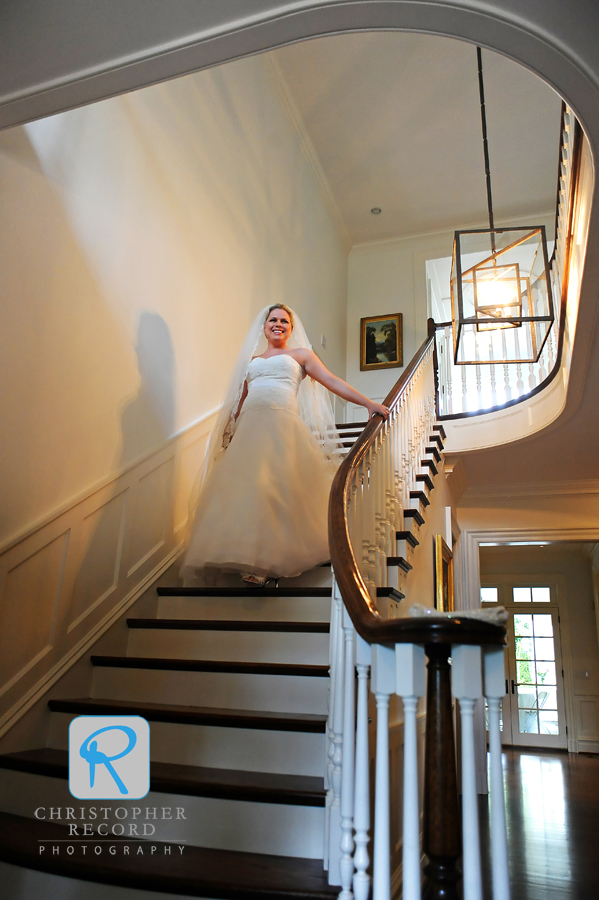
top-left (450, 48), bottom-right (554, 365)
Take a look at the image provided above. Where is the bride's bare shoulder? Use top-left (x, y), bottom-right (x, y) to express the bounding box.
top-left (288, 348), bottom-right (312, 364)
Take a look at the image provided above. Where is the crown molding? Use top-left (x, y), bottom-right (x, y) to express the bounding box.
top-left (264, 53), bottom-right (352, 253)
top-left (350, 209), bottom-right (555, 252)
top-left (461, 479), bottom-right (599, 501)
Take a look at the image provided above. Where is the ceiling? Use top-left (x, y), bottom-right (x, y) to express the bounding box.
top-left (271, 32), bottom-right (562, 244)
top-left (270, 34), bottom-right (599, 490)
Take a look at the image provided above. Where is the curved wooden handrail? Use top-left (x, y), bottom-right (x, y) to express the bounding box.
top-left (328, 329), bottom-right (504, 648)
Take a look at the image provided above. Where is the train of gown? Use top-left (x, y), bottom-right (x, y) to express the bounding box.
top-left (182, 355), bottom-right (338, 580)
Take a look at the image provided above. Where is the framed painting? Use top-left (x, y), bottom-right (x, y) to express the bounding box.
top-left (360, 313), bottom-right (403, 371)
top-left (434, 535), bottom-right (454, 612)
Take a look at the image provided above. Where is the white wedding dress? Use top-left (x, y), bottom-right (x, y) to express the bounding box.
top-left (183, 355), bottom-right (338, 580)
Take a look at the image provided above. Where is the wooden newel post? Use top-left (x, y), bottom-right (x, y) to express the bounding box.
top-left (422, 643), bottom-right (460, 899)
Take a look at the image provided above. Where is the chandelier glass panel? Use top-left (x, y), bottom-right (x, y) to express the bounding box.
top-left (450, 225), bottom-right (553, 364)
top-left (450, 48), bottom-right (554, 366)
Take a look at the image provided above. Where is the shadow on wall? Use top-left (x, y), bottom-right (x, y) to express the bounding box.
top-left (68, 312), bottom-right (177, 631)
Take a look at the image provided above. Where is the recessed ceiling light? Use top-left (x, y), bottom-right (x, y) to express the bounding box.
top-left (371, 207), bottom-right (382, 215)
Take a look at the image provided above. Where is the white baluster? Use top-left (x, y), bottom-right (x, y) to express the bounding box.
top-left (324, 583), bottom-right (340, 871)
top-left (484, 647), bottom-right (511, 900)
top-left (371, 644), bottom-right (395, 900)
top-left (451, 645), bottom-right (483, 900)
top-left (353, 635), bottom-right (372, 900)
top-left (328, 585), bottom-right (346, 885)
top-left (339, 611), bottom-right (356, 900)
top-left (395, 643), bottom-right (426, 900)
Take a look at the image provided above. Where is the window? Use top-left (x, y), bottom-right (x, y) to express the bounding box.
top-left (513, 586), bottom-right (551, 603)
top-left (481, 587), bottom-right (498, 603)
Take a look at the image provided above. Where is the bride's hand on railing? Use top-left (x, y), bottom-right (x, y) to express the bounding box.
top-left (366, 401), bottom-right (390, 419)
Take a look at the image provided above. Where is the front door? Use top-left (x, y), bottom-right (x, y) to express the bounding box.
top-left (503, 605), bottom-right (568, 749)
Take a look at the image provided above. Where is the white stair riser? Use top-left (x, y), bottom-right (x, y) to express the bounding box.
top-left (278, 568), bottom-right (332, 588)
top-left (385, 568), bottom-right (404, 593)
top-left (48, 713), bottom-right (326, 776)
top-left (396, 538), bottom-right (416, 560)
top-left (0, 770), bottom-right (324, 859)
top-left (127, 629), bottom-right (330, 665)
top-left (409, 496), bottom-right (426, 515)
top-left (157, 595), bottom-right (331, 622)
top-left (91, 669), bottom-right (329, 715)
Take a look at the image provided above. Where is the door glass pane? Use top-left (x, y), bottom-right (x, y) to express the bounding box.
top-left (515, 636), bottom-right (533, 658)
top-left (518, 685), bottom-right (538, 707)
top-left (514, 587), bottom-right (532, 602)
top-left (539, 687), bottom-right (557, 710)
top-left (539, 709), bottom-right (559, 734)
top-left (534, 637), bottom-right (555, 660)
top-left (532, 587), bottom-right (551, 602)
top-left (517, 659), bottom-right (535, 683)
top-left (514, 614), bottom-right (533, 636)
top-left (519, 709), bottom-right (539, 733)
top-left (533, 614), bottom-right (553, 637)
top-left (536, 661), bottom-right (556, 685)
top-left (481, 587), bottom-right (498, 603)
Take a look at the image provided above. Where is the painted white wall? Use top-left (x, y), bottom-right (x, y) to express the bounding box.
top-left (346, 213), bottom-right (555, 411)
top-left (0, 55), bottom-right (348, 547)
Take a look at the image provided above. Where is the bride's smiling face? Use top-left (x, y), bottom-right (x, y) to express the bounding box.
top-left (264, 308), bottom-right (292, 344)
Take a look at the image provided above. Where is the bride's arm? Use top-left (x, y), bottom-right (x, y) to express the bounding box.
top-left (298, 351), bottom-right (389, 419)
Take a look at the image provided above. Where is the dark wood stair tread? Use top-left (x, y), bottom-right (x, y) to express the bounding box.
top-left (386, 557), bottom-right (413, 572)
top-left (404, 508), bottom-right (425, 526)
top-left (409, 490), bottom-right (430, 507)
top-left (429, 433), bottom-right (444, 449)
top-left (157, 587), bottom-right (331, 597)
top-left (376, 587), bottom-right (405, 601)
top-left (91, 656), bottom-right (329, 678)
top-left (0, 749), bottom-right (325, 806)
top-left (396, 530), bottom-right (419, 548)
top-left (416, 473), bottom-right (434, 491)
top-left (336, 421), bottom-right (367, 429)
top-left (127, 618), bottom-right (330, 633)
top-left (0, 811), bottom-right (337, 900)
top-left (425, 445), bottom-right (442, 462)
top-left (433, 423), bottom-right (447, 439)
top-left (48, 698), bottom-right (327, 733)
top-left (419, 458), bottom-right (438, 475)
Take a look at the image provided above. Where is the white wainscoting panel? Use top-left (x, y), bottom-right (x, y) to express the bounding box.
top-left (127, 455), bottom-right (175, 578)
top-left (0, 531), bottom-right (69, 695)
top-left (0, 410), bottom-right (217, 738)
top-left (68, 489), bottom-right (128, 631)
top-left (576, 695), bottom-right (599, 751)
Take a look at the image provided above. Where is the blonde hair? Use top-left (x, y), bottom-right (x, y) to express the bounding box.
top-left (265, 304), bottom-right (294, 329)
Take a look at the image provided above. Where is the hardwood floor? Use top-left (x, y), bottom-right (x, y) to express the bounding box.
top-left (481, 748), bottom-right (599, 900)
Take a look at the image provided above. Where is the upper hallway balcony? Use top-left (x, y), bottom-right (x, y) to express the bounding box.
top-left (430, 106), bottom-right (594, 455)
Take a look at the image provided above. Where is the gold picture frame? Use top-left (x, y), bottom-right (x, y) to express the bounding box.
top-left (434, 535), bottom-right (454, 612)
top-left (360, 313), bottom-right (403, 371)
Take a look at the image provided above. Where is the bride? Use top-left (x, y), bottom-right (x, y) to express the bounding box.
top-left (182, 304), bottom-right (389, 585)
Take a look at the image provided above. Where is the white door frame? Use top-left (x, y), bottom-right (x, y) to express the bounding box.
top-left (460, 526), bottom-right (599, 755)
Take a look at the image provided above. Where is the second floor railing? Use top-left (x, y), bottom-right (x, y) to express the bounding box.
top-left (327, 330), bottom-right (510, 900)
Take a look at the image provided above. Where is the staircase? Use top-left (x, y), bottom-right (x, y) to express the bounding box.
top-left (0, 572), bottom-right (339, 899)
top-left (0, 415), bottom-right (452, 898)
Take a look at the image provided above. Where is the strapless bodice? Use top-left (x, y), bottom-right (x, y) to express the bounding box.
top-left (243, 355), bottom-right (304, 414)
